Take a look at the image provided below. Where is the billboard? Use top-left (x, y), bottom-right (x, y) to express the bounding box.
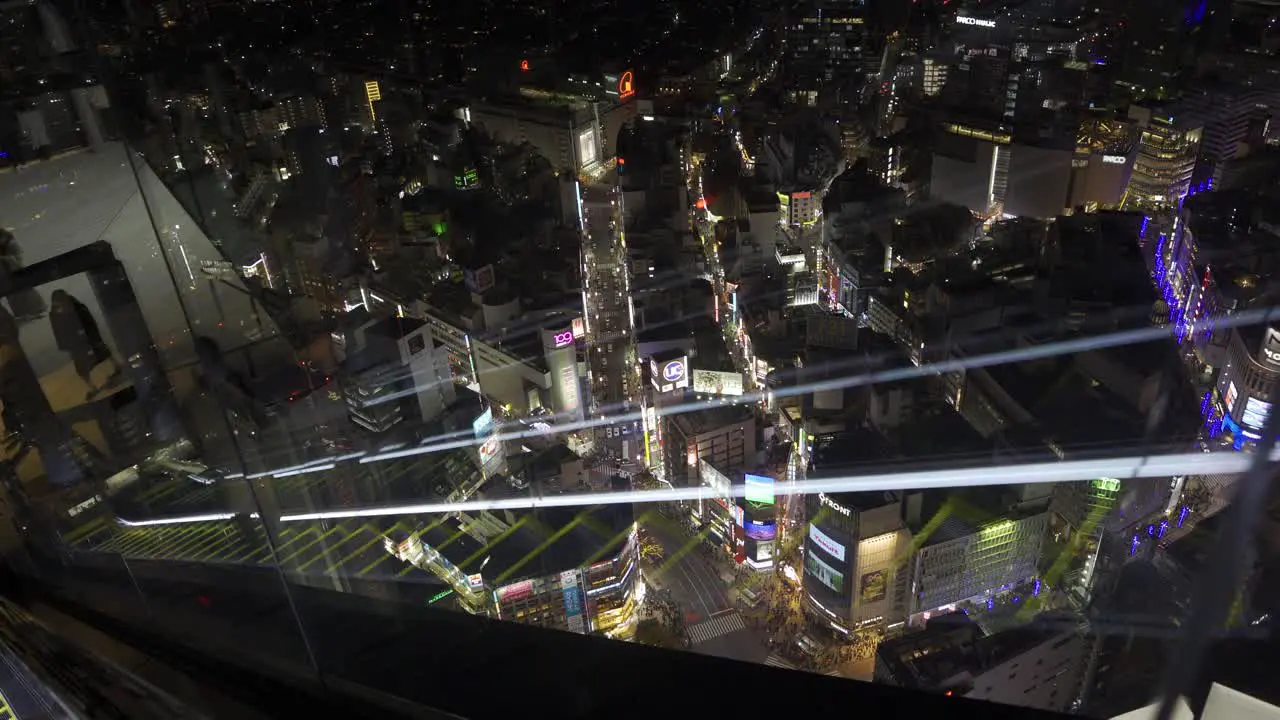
top-left (744, 474), bottom-right (775, 505)
top-left (577, 127), bottom-right (598, 167)
top-left (859, 570), bottom-right (887, 604)
top-left (571, 317), bottom-right (585, 339)
top-left (478, 434), bottom-right (501, 468)
top-left (744, 519), bottom-right (777, 541)
top-left (552, 329), bottom-right (575, 348)
top-left (1261, 328), bottom-right (1280, 366)
top-left (692, 369), bottom-right (744, 396)
top-left (808, 524), bottom-right (847, 562)
top-left (561, 570), bottom-right (586, 634)
top-left (806, 552), bottom-right (845, 593)
top-left (1243, 396), bottom-right (1272, 430)
top-left (496, 579), bottom-right (535, 604)
top-left (473, 407), bottom-right (494, 439)
top-left (651, 356), bottom-right (689, 392)
top-left (1226, 381), bottom-right (1239, 412)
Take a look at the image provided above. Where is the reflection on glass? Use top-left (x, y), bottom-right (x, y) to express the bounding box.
top-left (1, 0), bottom-right (1279, 717)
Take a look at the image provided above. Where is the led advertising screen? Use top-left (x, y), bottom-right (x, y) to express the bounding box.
top-left (577, 128), bottom-right (598, 167)
top-left (1226, 381), bottom-right (1239, 412)
top-left (1243, 396), bottom-right (1272, 430)
top-left (478, 435), bottom-right (501, 468)
top-left (860, 570), bottom-right (887, 604)
top-left (496, 579), bottom-right (534, 604)
top-left (805, 552), bottom-right (844, 593)
top-left (692, 369), bottom-right (745, 396)
top-left (473, 407), bottom-right (494, 439)
top-left (744, 519), bottom-right (777, 541)
top-left (744, 474), bottom-right (774, 505)
top-left (808, 523), bottom-right (847, 562)
top-left (650, 355), bottom-right (690, 392)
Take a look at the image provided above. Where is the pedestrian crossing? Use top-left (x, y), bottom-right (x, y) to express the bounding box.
top-left (764, 654), bottom-right (796, 670)
top-left (687, 611), bottom-right (745, 645)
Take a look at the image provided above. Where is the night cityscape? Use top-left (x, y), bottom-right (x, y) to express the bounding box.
top-left (0, 0), bottom-right (1278, 717)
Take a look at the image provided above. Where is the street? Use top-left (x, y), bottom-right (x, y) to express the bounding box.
top-left (641, 514), bottom-right (770, 663)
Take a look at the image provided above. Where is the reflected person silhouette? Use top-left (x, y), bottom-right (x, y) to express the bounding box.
top-left (0, 303), bottom-right (88, 486)
top-left (49, 290), bottom-right (120, 400)
top-left (0, 229), bottom-right (46, 323)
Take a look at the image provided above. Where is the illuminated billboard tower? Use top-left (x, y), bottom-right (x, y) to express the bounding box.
top-left (579, 184), bottom-right (641, 459)
top-left (542, 326), bottom-right (583, 422)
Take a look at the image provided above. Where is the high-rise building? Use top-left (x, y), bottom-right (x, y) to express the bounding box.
top-left (785, 0), bottom-right (870, 97)
top-left (902, 511), bottom-right (1049, 625)
top-left (802, 490), bottom-right (910, 634)
top-left (1123, 109), bottom-right (1202, 209)
top-left (342, 316), bottom-right (455, 434)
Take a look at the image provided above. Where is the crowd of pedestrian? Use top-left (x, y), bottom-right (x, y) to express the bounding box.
top-left (736, 564), bottom-right (883, 674)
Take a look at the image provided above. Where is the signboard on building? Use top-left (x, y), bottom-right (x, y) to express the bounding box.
top-left (618, 70), bottom-right (635, 100)
top-left (692, 369), bottom-right (744, 396)
top-left (859, 570), bottom-right (887, 604)
top-left (808, 524), bottom-right (847, 562)
top-left (571, 317), bottom-right (585, 339)
top-left (651, 355), bottom-right (690, 392)
top-left (700, 459), bottom-right (733, 499)
top-left (745, 519), bottom-right (777, 541)
top-left (577, 127), bottom-right (599, 167)
top-left (744, 474), bottom-right (775, 506)
top-left (1262, 329), bottom-right (1280, 366)
top-left (560, 570), bottom-right (587, 634)
top-left (465, 264), bottom-right (496, 294)
top-left (473, 408), bottom-right (494, 439)
top-left (806, 552), bottom-right (845, 593)
top-left (1243, 396), bottom-right (1272, 430)
top-left (478, 434), bottom-right (501, 469)
top-left (496, 579), bottom-right (535, 604)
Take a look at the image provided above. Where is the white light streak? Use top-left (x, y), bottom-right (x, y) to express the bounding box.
top-left (273, 463), bottom-right (336, 479)
top-left (282, 449), bottom-right (1276, 523)
top-left (118, 512), bottom-right (239, 527)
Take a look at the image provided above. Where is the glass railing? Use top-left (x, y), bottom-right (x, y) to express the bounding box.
top-left (0, 1), bottom-right (1277, 718)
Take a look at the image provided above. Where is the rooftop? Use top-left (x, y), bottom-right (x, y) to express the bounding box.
top-left (879, 612), bottom-right (1083, 691)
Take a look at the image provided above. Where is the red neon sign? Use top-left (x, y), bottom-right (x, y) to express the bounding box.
top-left (618, 70), bottom-right (635, 100)
top-left (520, 59), bottom-right (529, 71)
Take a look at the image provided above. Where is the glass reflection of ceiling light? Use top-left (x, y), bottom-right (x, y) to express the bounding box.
top-left (277, 449), bottom-right (1271, 523)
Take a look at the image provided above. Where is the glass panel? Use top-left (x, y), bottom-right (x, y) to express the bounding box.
top-left (3, 0), bottom-right (1279, 718)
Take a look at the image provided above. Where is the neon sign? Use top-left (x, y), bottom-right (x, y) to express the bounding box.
top-left (1264, 329), bottom-right (1280, 365)
top-left (520, 59), bottom-right (529, 71)
top-left (955, 16), bottom-right (996, 27)
top-left (1102, 154), bottom-right (1126, 164)
top-left (819, 492), bottom-right (851, 517)
top-left (662, 360), bottom-right (685, 383)
top-left (553, 330), bottom-right (574, 348)
top-left (618, 71), bottom-right (635, 100)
